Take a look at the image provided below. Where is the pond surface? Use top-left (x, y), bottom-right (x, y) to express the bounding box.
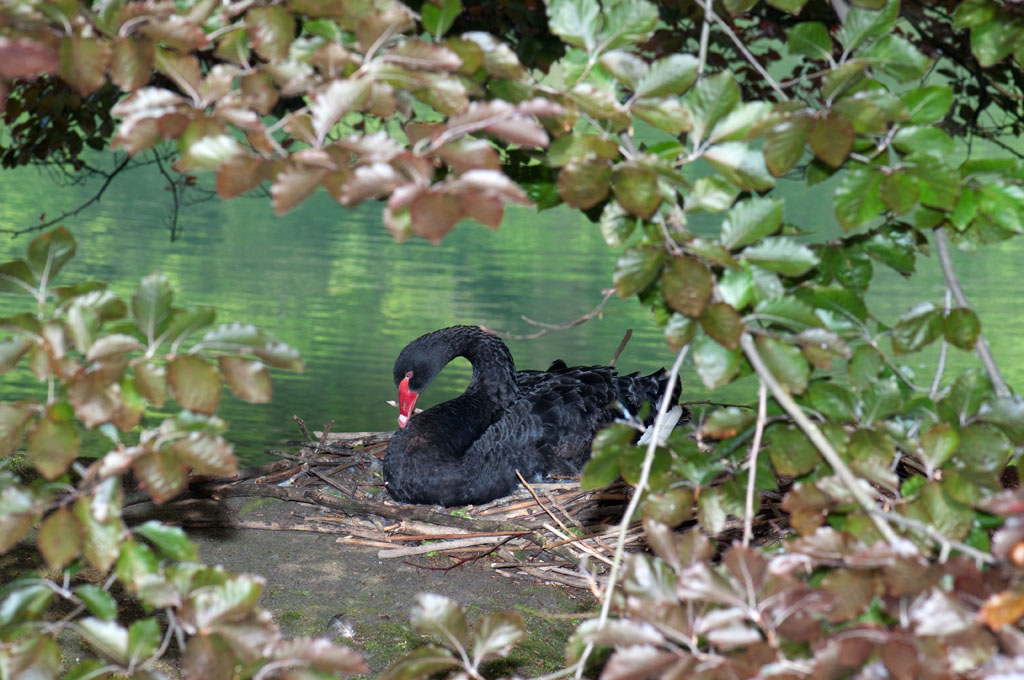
top-left (0, 158), bottom-right (1021, 464)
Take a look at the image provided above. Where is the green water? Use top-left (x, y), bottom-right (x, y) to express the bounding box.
top-left (1, 159), bottom-right (1021, 464)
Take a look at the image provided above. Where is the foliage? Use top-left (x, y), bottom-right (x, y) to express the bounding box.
top-left (0, 229), bottom-right (366, 679)
top-left (1, 0), bottom-right (1024, 677)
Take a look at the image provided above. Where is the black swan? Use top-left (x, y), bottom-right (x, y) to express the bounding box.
top-left (383, 325), bottom-right (679, 506)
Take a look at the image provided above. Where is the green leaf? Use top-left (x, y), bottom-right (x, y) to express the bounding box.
top-left (0, 582), bottom-right (53, 628)
top-left (635, 54), bottom-right (699, 98)
top-left (582, 423), bottom-right (635, 489)
top-left (953, 0), bottom-right (995, 29)
top-left (836, 0), bottom-right (899, 51)
top-left (547, 0), bottom-right (602, 52)
top-left (379, 645), bottom-right (459, 680)
top-left (919, 423), bottom-right (959, 474)
top-left (848, 428), bottom-right (898, 489)
top-left (632, 96), bottom-right (693, 135)
top-left (697, 487), bottom-right (728, 534)
top-left (861, 375), bottom-right (902, 423)
top-left (787, 22), bottom-right (833, 59)
top-left (472, 611), bottom-right (525, 663)
top-left (133, 272), bottom-right (174, 343)
top-left (167, 355), bottom-right (221, 414)
top-left (115, 539), bottom-right (160, 590)
top-left (421, 0), bottom-right (462, 37)
top-left (863, 228), bottom-right (916, 275)
top-left (768, 425), bottom-right (821, 476)
top-left (741, 237), bottom-right (819, 277)
top-left (833, 247), bottom-right (873, 294)
top-left (970, 16), bottom-right (1023, 67)
top-left (704, 142), bottom-right (775, 191)
top-left (685, 71), bottom-right (740, 144)
top-left (891, 301), bottom-right (943, 354)
top-left (74, 585), bottom-right (118, 621)
top-left (77, 617), bottom-right (129, 664)
top-left (245, 5), bottom-right (295, 61)
top-left (808, 112), bottom-right (854, 168)
top-left (685, 176), bottom-right (739, 213)
top-left (755, 295), bottom-right (822, 330)
top-left (766, 0), bottom-right (808, 13)
top-left (944, 369), bottom-right (991, 422)
top-left (701, 407), bottom-right (755, 439)
top-left (411, 593), bottom-right (469, 647)
top-left (665, 313), bottom-right (697, 350)
top-left (978, 395), bottom-right (1024, 445)
top-left (719, 268), bottom-right (753, 309)
top-left (859, 34), bottom-right (932, 82)
top-left (599, 201), bottom-right (637, 247)
top-left (700, 303), bottom-right (743, 350)
top-left (74, 495), bottom-right (124, 573)
top-left (693, 332), bottom-right (741, 390)
top-left (904, 153), bottom-right (960, 211)
top-left (902, 85), bottom-right (953, 124)
top-left (835, 168), bottom-right (884, 231)
top-left (661, 256), bottom-right (712, 317)
top-left (754, 335), bottom-right (809, 394)
top-left (614, 246), bottom-right (666, 298)
top-left (808, 381), bottom-right (858, 421)
top-left (135, 520), bottom-right (198, 562)
top-left (822, 60), bottom-right (869, 102)
top-left (764, 115), bottom-right (810, 177)
top-left (26, 226), bottom-right (76, 284)
top-left (943, 308), bottom-right (980, 351)
top-left (599, 50), bottom-right (646, 89)
top-left (709, 101), bottom-right (774, 143)
top-left (165, 306), bottom-right (217, 347)
top-left (879, 172), bottom-right (920, 215)
top-left (720, 197), bottom-right (784, 249)
top-left (129, 618), bottom-right (161, 662)
top-left (558, 158), bottom-right (611, 211)
top-left (0, 260), bottom-right (36, 295)
top-left (722, 0), bottom-right (758, 15)
top-left (612, 163), bottom-right (661, 218)
top-left (598, 0), bottom-right (659, 51)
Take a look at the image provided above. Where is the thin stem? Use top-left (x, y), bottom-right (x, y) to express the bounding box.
top-left (930, 289), bottom-right (952, 399)
top-left (740, 334), bottom-right (902, 545)
top-left (742, 381), bottom-right (767, 548)
top-left (690, 0), bottom-right (789, 101)
top-left (576, 344), bottom-right (689, 678)
top-left (933, 227), bottom-right (1011, 397)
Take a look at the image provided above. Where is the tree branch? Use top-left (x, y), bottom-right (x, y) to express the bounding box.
top-left (742, 381), bottom-right (768, 548)
top-left (739, 333), bottom-right (902, 544)
top-left (933, 227), bottom-right (1011, 397)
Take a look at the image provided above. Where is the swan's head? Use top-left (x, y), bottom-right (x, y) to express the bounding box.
top-left (392, 333), bottom-right (447, 428)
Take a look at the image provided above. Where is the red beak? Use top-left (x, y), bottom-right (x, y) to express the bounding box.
top-left (398, 376), bottom-right (418, 428)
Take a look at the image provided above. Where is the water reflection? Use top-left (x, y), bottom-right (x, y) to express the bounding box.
top-left (0, 160), bottom-right (1020, 465)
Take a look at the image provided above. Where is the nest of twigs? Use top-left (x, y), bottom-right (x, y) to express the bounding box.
top-left (163, 417), bottom-right (784, 590)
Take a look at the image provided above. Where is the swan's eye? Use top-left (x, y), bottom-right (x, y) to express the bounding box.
top-left (405, 371), bottom-right (413, 378)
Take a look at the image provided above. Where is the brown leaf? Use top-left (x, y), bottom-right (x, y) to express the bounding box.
top-left (134, 361), bottom-right (167, 407)
top-left (979, 590), bottom-right (1024, 631)
top-left (341, 162), bottom-right (405, 206)
top-left (27, 406), bottom-right (80, 480)
top-left (448, 169), bottom-right (531, 205)
top-left (436, 138), bottom-right (501, 174)
top-left (661, 256), bottom-right (712, 317)
top-left (700, 302), bottom-right (743, 350)
top-left (0, 402), bottom-right (36, 456)
top-left (822, 568), bottom-right (879, 622)
top-left (166, 355), bottom-right (221, 414)
top-left (154, 47), bottom-right (202, 102)
top-left (246, 5), bottom-right (295, 61)
top-left (68, 369), bottom-right (119, 428)
top-left (58, 35), bottom-right (112, 96)
top-left (168, 432), bottom-right (237, 477)
top-left (134, 447), bottom-right (188, 504)
top-left (217, 155), bottom-right (270, 199)
top-left (271, 164), bottom-right (328, 215)
top-left (140, 15), bottom-right (208, 51)
top-left (0, 37), bottom-right (59, 78)
top-left (379, 39), bottom-right (462, 72)
top-left (461, 194), bottom-right (505, 230)
top-left (111, 37), bottom-right (155, 92)
top-left (240, 72), bottom-right (279, 115)
top-left (410, 190), bottom-right (463, 244)
top-left (808, 111), bottom-right (854, 169)
top-left (311, 78), bottom-right (370, 146)
top-left (218, 356), bottom-right (271, 403)
top-left (38, 507), bottom-right (83, 570)
top-left (558, 159), bottom-right (612, 210)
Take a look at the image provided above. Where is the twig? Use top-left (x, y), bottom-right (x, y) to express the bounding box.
top-left (4, 155), bottom-right (132, 237)
top-left (742, 382), bottom-right (768, 548)
top-left (576, 344), bottom-right (689, 679)
top-left (930, 289), bottom-right (952, 399)
top-left (504, 289), bottom-right (616, 340)
top-left (933, 227), bottom-right (1010, 397)
top-left (152, 150), bottom-right (181, 241)
top-left (690, 0), bottom-right (789, 102)
top-left (379, 536), bottom-right (503, 558)
top-left (609, 329), bottom-right (632, 367)
top-left (739, 333), bottom-right (902, 545)
top-left (877, 511), bottom-right (995, 565)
